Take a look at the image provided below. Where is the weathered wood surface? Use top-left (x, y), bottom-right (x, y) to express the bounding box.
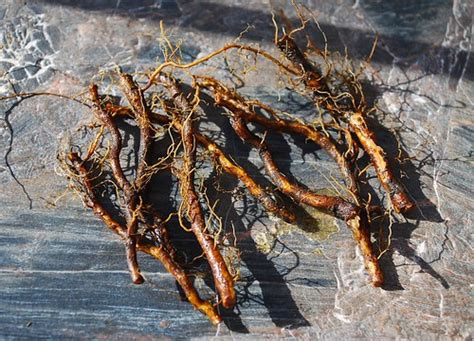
top-left (0, 0), bottom-right (473, 339)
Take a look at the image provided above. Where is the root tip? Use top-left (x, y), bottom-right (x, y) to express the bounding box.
top-left (371, 278), bottom-right (384, 287)
top-left (132, 274), bottom-right (145, 284)
top-left (220, 292), bottom-right (237, 309)
top-left (392, 193), bottom-right (416, 214)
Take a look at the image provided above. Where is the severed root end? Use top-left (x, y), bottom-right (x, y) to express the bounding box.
top-left (130, 269), bottom-right (144, 284)
top-left (220, 290), bottom-right (236, 310)
top-left (130, 268), bottom-right (145, 284)
top-left (196, 302), bottom-right (222, 325)
top-left (346, 213), bottom-right (384, 287)
top-left (126, 238), bottom-right (145, 284)
top-left (348, 113), bottom-right (415, 215)
top-left (129, 267), bottom-right (144, 284)
top-left (392, 190), bottom-right (415, 214)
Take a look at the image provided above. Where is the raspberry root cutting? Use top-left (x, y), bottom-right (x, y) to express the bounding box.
top-left (41, 12), bottom-right (415, 324)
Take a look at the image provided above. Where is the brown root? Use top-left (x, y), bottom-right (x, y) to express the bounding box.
top-left (197, 76), bottom-right (359, 198)
top-left (89, 84), bottom-right (144, 285)
top-left (195, 76), bottom-right (383, 286)
top-left (347, 112), bottom-right (415, 213)
top-left (274, 23), bottom-right (414, 213)
top-left (31, 13), bottom-right (423, 322)
top-left (66, 152), bottom-right (221, 324)
top-left (158, 74), bottom-right (236, 308)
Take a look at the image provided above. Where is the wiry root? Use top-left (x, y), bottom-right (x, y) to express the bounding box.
top-left (273, 16), bottom-right (415, 213)
top-left (11, 12), bottom-right (419, 323)
top-left (346, 211), bottom-right (384, 287)
top-left (195, 78), bottom-right (383, 285)
top-left (196, 76), bottom-right (359, 198)
top-left (346, 112), bottom-right (414, 213)
top-left (66, 152), bottom-right (221, 324)
top-left (89, 84), bottom-right (144, 285)
top-left (158, 74), bottom-right (236, 308)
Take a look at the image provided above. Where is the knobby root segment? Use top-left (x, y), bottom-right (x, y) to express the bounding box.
top-left (231, 113), bottom-right (356, 220)
top-left (158, 74), bottom-right (236, 309)
top-left (67, 152), bottom-right (222, 325)
top-left (347, 112), bottom-right (414, 213)
top-left (276, 31), bottom-right (415, 213)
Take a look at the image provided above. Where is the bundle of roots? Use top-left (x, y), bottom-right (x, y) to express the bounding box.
top-left (54, 13), bottom-right (416, 324)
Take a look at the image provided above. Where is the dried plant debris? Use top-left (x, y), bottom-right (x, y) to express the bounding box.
top-left (2, 6), bottom-right (416, 325)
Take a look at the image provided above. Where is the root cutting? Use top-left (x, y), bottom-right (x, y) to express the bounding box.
top-left (4, 9), bottom-right (417, 324)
